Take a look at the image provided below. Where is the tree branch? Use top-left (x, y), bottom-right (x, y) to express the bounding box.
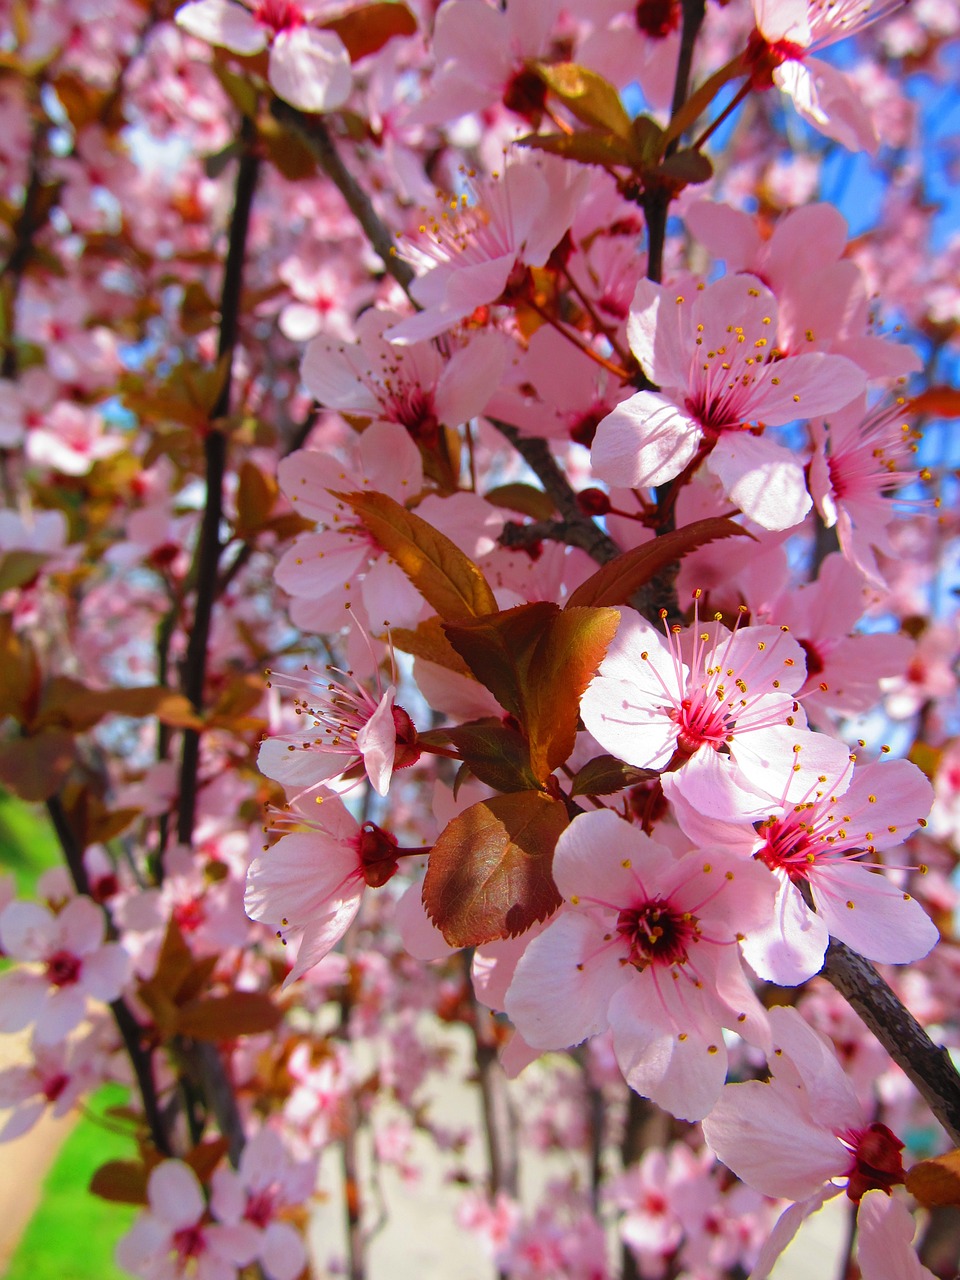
top-left (176, 120), bottom-right (261, 849)
top-left (822, 940), bottom-right (960, 1145)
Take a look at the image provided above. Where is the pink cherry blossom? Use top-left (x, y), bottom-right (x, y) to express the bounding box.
top-left (809, 396), bottom-right (926, 585)
top-left (301, 308), bottom-right (505, 449)
top-left (175, 0), bottom-right (352, 113)
top-left (747, 0), bottom-right (904, 152)
top-left (579, 603), bottom-right (834, 800)
top-left (0, 896), bottom-right (130, 1044)
top-left (703, 1005), bottom-right (907, 1278)
top-left (210, 1128), bottom-right (316, 1280)
top-left (590, 274), bottom-right (865, 529)
top-left (504, 809), bottom-right (773, 1120)
top-left (245, 793), bottom-right (402, 985)
top-left (116, 1159), bottom-right (257, 1280)
top-left (387, 155), bottom-right (590, 345)
top-left (258, 660), bottom-right (419, 797)
top-left (668, 751), bottom-right (938, 983)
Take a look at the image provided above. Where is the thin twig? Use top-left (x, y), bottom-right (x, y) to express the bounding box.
top-left (270, 100), bottom-right (415, 297)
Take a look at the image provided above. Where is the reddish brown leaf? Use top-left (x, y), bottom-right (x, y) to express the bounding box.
top-left (441, 719), bottom-right (540, 793)
top-left (175, 991), bottom-right (283, 1041)
top-left (444, 602), bottom-right (619, 783)
top-left (335, 490), bottom-right (498, 622)
top-left (89, 1160), bottom-right (151, 1205)
top-left (389, 616), bottom-right (477, 678)
top-left (422, 791), bottom-right (567, 947)
top-left (234, 459), bottom-right (279, 537)
top-left (905, 1149), bottom-right (960, 1207)
top-left (322, 2), bottom-right (418, 62)
top-left (444, 601), bottom-right (557, 725)
top-left (36, 678), bottom-right (202, 733)
top-left (524, 605), bottom-right (620, 780)
top-left (0, 729), bottom-right (76, 801)
top-left (565, 517), bottom-right (752, 609)
top-left (910, 386), bottom-right (960, 418)
top-left (569, 755), bottom-right (659, 796)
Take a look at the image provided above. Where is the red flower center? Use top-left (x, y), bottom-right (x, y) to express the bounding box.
top-left (635, 0), bottom-right (680, 39)
top-left (356, 821), bottom-right (400, 889)
top-left (616, 896), bottom-right (696, 970)
top-left (46, 950), bottom-right (82, 987)
top-left (745, 29), bottom-right (807, 91)
top-left (843, 1122), bottom-right (905, 1202)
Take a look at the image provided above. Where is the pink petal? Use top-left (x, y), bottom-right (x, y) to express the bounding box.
top-left (355, 688), bottom-right (398, 796)
top-left (591, 391), bottom-right (701, 489)
top-left (268, 29), bottom-right (352, 114)
top-left (175, 0), bottom-right (267, 54)
top-left (857, 1191), bottom-right (935, 1280)
top-left (740, 874), bottom-right (829, 985)
top-left (705, 432), bottom-right (811, 531)
top-left (812, 861), bottom-right (939, 965)
top-left (504, 913), bottom-right (626, 1050)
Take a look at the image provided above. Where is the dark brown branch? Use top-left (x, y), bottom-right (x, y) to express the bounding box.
top-left (176, 122), bottom-right (261, 848)
top-left (822, 940), bottom-right (960, 1145)
top-left (270, 100), bottom-right (415, 297)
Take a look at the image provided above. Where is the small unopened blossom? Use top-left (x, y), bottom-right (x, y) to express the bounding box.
top-left (504, 809), bottom-right (773, 1120)
top-left (703, 1005), bottom-right (907, 1279)
top-left (245, 793), bottom-right (402, 984)
top-left (258, 661), bottom-right (419, 797)
top-left (176, 0), bottom-right (352, 113)
top-left (0, 896), bottom-right (129, 1044)
top-left (590, 274), bottom-right (865, 529)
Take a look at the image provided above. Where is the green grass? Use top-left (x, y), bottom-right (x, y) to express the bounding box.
top-left (5, 1085), bottom-right (139, 1280)
top-left (0, 791), bottom-right (61, 898)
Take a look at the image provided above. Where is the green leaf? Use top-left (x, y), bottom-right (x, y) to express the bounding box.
top-left (423, 791), bottom-right (567, 946)
top-left (569, 755), bottom-right (659, 797)
top-left (322, 2), bottom-right (418, 61)
top-left (535, 62), bottom-right (633, 140)
top-left (334, 489), bottom-right (498, 621)
top-left (565, 517), bottom-right (753, 609)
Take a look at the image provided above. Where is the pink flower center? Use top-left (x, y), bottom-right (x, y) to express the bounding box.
top-left (669, 692), bottom-right (733, 757)
top-left (43, 1073), bottom-right (70, 1102)
top-left (173, 1224), bottom-right (207, 1263)
top-left (253, 0), bottom-right (305, 34)
top-left (755, 815), bottom-right (815, 883)
top-left (245, 1187), bottom-right (278, 1228)
top-left (46, 950), bottom-right (82, 987)
top-left (173, 898), bottom-right (207, 934)
top-left (616, 896), bottom-right (696, 970)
